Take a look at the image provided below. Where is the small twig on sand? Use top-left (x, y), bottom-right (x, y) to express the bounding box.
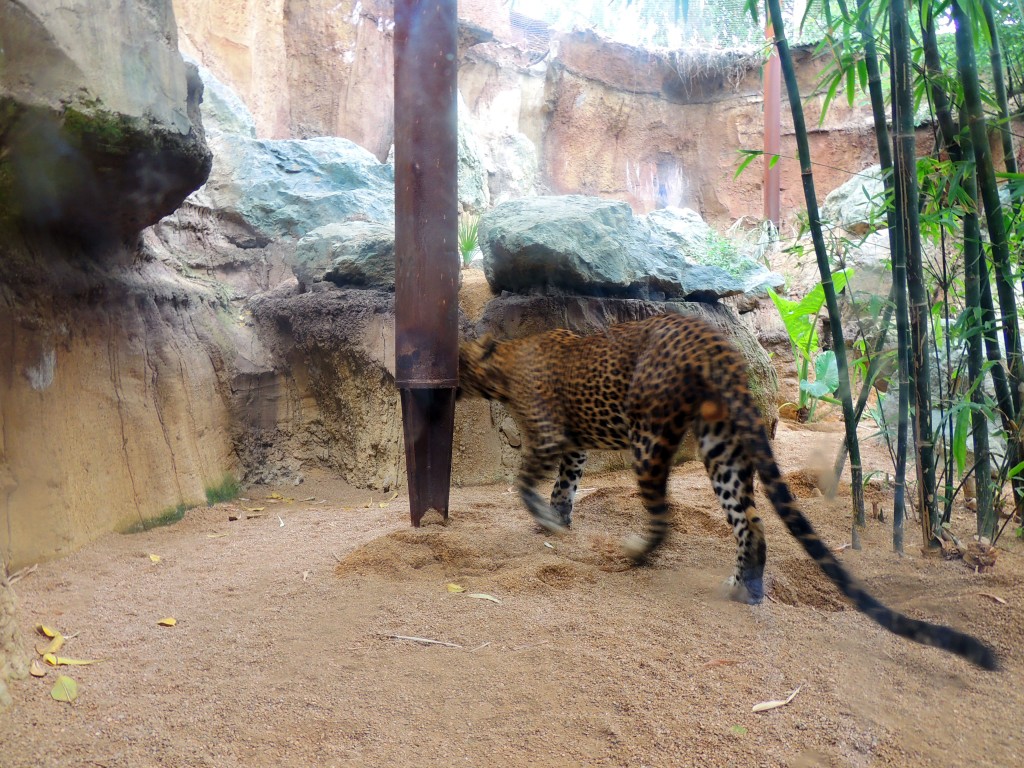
top-left (511, 640), bottom-right (550, 652)
top-left (8, 563), bottom-right (38, 584)
top-left (384, 634), bottom-right (463, 649)
top-left (468, 641), bottom-right (491, 653)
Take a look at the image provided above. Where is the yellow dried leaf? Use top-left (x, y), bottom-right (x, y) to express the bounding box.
top-left (36, 632), bottom-right (64, 656)
top-left (36, 624), bottom-right (57, 638)
top-left (44, 653), bottom-right (99, 666)
top-left (30, 659), bottom-right (46, 677)
top-left (752, 686), bottom-right (802, 713)
top-left (206, 533), bottom-right (228, 538)
top-left (465, 593), bottom-right (502, 604)
top-left (243, 506), bottom-right (265, 513)
top-left (157, 617), bottom-right (177, 627)
top-left (267, 492), bottom-right (283, 500)
top-left (378, 502), bottom-right (388, 508)
top-left (388, 492), bottom-right (399, 500)
top-left (149, 554), bottom-right (161, 563)
top-left (50, 675), bottom-right (78, 703)
top-left (446, 583), bottom-right (465, 593)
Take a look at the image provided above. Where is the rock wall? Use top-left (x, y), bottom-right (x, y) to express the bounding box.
top-left (1, 0), bottom-right (230, 569)
top-left (172, 0), bottom-right (887, 226)
top-left (0, 244), bottom-right (238, 569)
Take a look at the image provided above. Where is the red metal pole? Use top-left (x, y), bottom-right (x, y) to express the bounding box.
top-left (764, 23), bottom-right (782, 225)
top-left (394, 0), bottom-right (459, 526)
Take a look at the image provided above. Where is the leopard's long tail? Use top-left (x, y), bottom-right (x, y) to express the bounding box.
top-left (734, 391), bottom-right (999, 671)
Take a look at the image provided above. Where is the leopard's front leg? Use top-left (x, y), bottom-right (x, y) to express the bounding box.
top-left (518, 442), bottom-right (567, 534)
top-left (550, 450), bottom-right (588, 527)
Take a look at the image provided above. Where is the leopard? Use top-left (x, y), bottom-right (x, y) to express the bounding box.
top-left (458, 312), bottom-right (998, 670)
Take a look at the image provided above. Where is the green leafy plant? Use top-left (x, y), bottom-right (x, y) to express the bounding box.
top-left (768, 268), bottom-right (852, 420)
top-left (458, 214), bottom-right (479, 267)
top-left (121, 502), bottom-right (194, 534)
top-left (205, 474), bottom-right (241, 506)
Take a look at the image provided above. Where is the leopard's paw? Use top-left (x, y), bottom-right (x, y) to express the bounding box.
top-left (620, 534), bottom-right (650, 565)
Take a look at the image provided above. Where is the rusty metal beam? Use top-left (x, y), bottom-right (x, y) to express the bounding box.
top-left (393, 0), bottom-right (459, 526)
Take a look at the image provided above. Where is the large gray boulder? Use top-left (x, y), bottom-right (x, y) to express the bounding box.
top-left (0, 0), bottom-right (211, 240)
top-left (294, 221), bottom-right (396, 291)
top-left (820, 164), bottom-right (886, 236)
top-left (189, 65), bottom-right (394, 241)
top-left (479, 196), bottom-right (782, 300)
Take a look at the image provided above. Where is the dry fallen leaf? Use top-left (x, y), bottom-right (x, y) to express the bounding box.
top-left (157, 617), bottom-right (177, 627)
top-left (465, 593), bottom-right (502, 604)
top-left (752, 686), bottom-right (802, 713)
top-left (43, 653), bottom-right (99, 667)
top-left (267, 492), bottom-right (283, 500)
top-left (243, 506), bottom-right (265, 513)
top-left (50, 675), bottom-right (79, 703)
top-left (149, 553), bottom-right (161, 563)
top-left (543, 542), bottom-right (555, 549)
top-left (36, 624), bottom-right (57, 638)
top-left (30, 659), bottom-right (47, 677)
top-left (446, 583), bottom-right (466, 593)
top-left (206, 533), bottom-right (228, 539)
top-left (36, 632), bottom-right (65, 656)
top-left (977, 592), bottom-right (1008, 605)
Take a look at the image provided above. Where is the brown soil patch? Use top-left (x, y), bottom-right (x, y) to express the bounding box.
top-left (1, 426), bottom-right (1022, 767)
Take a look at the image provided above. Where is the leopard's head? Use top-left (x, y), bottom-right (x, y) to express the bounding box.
top-left (458, 334), bottom-right (510, 401)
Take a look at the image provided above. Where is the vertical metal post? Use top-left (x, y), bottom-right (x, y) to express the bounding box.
top-left (394, 0), bottom-right (459, 526)
top-left (763, 23), bottom-right (782, 225)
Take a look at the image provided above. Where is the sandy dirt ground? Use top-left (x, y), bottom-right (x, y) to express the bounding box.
top-left (1, 422), bottom-right (1021, 768)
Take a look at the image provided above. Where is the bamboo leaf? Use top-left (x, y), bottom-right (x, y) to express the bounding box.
top-left (734, 150), bottom-right (763, 179)
top-left (752, 686), bottom-right (802, 713)
top-left (953, 406), bottom-right (972, 476)
top-left (465, 593), bottom-right (502, 604)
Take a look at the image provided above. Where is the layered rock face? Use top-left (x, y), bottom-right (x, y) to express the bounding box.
top-left (0, 0), bottom-right (226, 567)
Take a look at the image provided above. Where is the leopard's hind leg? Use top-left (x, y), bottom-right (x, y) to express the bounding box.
top-left (696, 414), bottom-right (766, 604)
top-left (621, 423), bottom-right (684, 564)
top-left (550, 450), bottom-right (588, 527)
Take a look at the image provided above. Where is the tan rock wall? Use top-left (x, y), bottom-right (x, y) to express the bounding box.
top-left (0, 257), bottom-right (238, 570)
top-left (173, 0), bottom-right (512, 157)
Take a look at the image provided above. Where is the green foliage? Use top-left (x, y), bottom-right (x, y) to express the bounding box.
top-left (122, 503), bottom-right (193, 534)
top-left (768, 268), bottom-right (853, 417)
top-left (458, 214), bottom-right (479, 267)
top-left (205, 474), bottom-right (241, 506)
top-left (701, 231), bottom-right (747, 277)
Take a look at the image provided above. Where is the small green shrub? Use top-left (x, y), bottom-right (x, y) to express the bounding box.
top-left (458, 214), bottom-right (479, 266)
top-left (205, 474), bottom-right (241, 506)
top-left (122, 502), bottom-right (193, 534)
